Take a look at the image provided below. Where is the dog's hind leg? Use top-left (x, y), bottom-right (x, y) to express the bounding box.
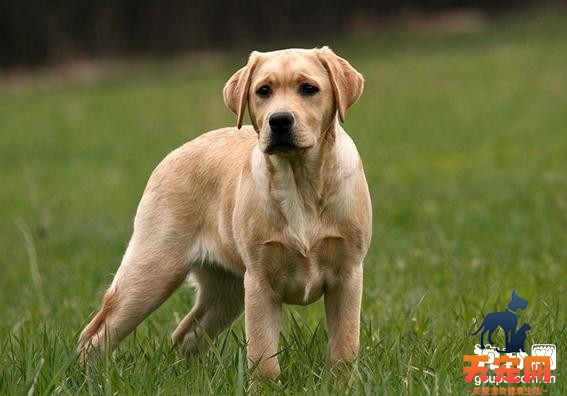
top-left (507, 329), bottom-right (515, 343)
top-left (78, 198), bottom-right (191, 361)
top-left (172, 265), bottom-right (244, 355)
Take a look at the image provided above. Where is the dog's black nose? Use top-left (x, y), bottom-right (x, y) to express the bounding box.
top-left (269, 112), bottom-right (294, 134)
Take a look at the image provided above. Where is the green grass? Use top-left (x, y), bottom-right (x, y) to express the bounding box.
top-left (1, 7), bottom-right (567, 395)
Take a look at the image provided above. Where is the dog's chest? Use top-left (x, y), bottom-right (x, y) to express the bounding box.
top-left (245, 145), bottom-right (365, 304)
top-left (261, 228), bottom-right (350, 305)
top-left (280, 209), bottom-right (320, 257)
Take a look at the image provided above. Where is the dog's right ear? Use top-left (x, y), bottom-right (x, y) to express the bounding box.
top-left (223, 51), bottom-right (260, 129)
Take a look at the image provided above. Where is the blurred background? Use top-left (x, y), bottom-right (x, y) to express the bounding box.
top-left (0, 0), bottom-right (561, 69)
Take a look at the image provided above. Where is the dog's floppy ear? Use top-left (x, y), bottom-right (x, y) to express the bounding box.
top-left (223, 51), bottom-right (260, 129)
top-left (316, 46), bottom-right (364, 123)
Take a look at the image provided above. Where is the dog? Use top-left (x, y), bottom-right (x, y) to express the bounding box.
top-left (471, 290), bottom-right (528, 349)
top-left (78, 47), bottom-right (372, 379)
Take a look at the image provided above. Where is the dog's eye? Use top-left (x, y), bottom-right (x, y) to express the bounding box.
top-left (256, 85), bottom-right (272, 98)
top-left (299, 83), bottom-right (319, 96)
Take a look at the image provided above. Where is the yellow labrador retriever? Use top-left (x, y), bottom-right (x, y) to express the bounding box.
top-left (78, 46), bottom-right (372, 379)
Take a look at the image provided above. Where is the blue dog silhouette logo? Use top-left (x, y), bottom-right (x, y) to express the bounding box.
top-left (471, 290), bottom-right (530, 353)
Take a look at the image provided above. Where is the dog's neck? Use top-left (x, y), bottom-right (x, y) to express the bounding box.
top-left (506, 306), bottom-right (520, 316)
top-left (253, 120), bottom-right (358, 254)
top-left (265, 121), bottom-right (342, 213)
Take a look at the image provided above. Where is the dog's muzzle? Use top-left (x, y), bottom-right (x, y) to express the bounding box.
top-left (265, 112), bottom-right (298, 154)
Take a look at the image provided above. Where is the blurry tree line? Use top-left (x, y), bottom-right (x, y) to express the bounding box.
top-left (0, 0), bottom-right (547, 68)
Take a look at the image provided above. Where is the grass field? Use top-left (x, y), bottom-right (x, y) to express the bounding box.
top-left (1, 7), bottom-right (566, 395)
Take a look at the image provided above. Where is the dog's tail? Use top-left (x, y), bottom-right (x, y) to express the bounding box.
top-left (470, 325), bottom-right (483, 336)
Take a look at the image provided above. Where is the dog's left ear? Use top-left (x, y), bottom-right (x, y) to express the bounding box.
top-left (223, 51), bottom-right (260, 129)
top-left (316, 46), bottom-right (364, 123)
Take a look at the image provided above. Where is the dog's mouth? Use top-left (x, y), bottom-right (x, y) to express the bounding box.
top-left (263, 138), bottom-right (313, 155)
top-left (264, 141), bottom-right (300, 154)
top-left (258, 124), bottom-right (315, 155)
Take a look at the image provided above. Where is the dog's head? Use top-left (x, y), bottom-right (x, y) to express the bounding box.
top-left (223, 47), bottom-right (364, 155)
top-left (509, 290), bottom-right (528, 312)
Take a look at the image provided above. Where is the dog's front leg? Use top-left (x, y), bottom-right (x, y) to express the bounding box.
top-left (244, 272), bottom-right (282, 380)
top-left (324, 264), bottom-right (363, 372)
